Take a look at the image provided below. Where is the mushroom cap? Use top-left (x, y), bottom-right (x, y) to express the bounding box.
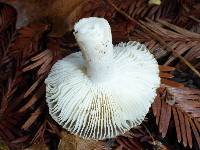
top-left (45, 18), bottom-right (160, 140)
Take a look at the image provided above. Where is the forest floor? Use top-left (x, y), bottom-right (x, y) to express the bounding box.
top-left (0, 0), bottom-right (200, 150)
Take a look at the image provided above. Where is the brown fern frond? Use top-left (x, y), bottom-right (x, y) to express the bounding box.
top-left (0, 13), bottom-right (54, 149)
top-left (159, 65), bottom-right (184, 87)
top-left (15, 37), bottom-right (69, 148)
top-left (133, 19), bottom-right (200, 63)
top-left (20, 38), bottom-right (69, 107)
top-left (141, 19), bottom-right (200, 86)
top-left (19, 85), bottom-right (45, 113)
top-left (9, 23), bottom-right (50, 66)
top-left (152, 86), bottom-right (200, 149)
top-left (22, 104), bottom-right (45, 130)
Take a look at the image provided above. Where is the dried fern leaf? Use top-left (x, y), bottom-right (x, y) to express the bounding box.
top-left (19, 85), bottom-right (45, 112)
top-left (22, 106), bottom-right (43, 130)
top-left (153, 86), bottom-right (200, 149)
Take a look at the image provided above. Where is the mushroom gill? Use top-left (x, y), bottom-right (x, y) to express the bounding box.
top-left (45, 17), bottom-right (160, 140)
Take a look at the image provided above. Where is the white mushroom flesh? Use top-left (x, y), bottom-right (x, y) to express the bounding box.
top-left (45, 17), bottom-right (160, 140)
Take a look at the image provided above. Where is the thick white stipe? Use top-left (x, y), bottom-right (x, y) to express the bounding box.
top-left (74, 17), bottom-right (114, 82)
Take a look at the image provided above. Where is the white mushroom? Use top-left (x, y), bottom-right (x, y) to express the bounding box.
top-left (45, 17), bottom-right (160, 140)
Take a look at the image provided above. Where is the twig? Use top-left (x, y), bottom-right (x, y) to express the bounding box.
top-left (106, 0), bottom-right (200, 78)
top-left (189, 16), bottom-right (200, 23)
top-left (142, 124), bottom-right (156, 145)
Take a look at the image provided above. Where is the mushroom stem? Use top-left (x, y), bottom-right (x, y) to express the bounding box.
top-left (74, 17), bottom-right (114, 83)
top-left (80, 38), bottom-right (114, 82)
